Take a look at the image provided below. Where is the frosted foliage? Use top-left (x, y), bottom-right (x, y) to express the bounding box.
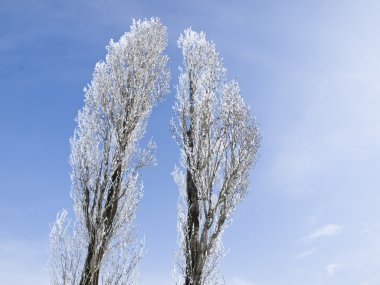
top-left (49, 209), bottom-right (84, 285)
top-left (172, 29), bottom-right (260, 284)
top-left (49, 18), bottom-right (169, 285)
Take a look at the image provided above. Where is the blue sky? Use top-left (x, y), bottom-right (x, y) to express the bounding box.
top-left (1, 0), bottom-right (380, 284)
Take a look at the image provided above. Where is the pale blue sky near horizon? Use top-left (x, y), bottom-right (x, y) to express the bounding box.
top-left (1, 1), bottom-right (380, 284)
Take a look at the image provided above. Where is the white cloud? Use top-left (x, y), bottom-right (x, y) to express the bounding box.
top-left (293, 248), bottom-right (317, 260)
top-left (326, 263), bottom-right (342, 276)
top-left (302, 224), bottom-right (343, 242)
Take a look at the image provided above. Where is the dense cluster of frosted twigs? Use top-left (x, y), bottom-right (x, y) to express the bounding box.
top-left (49, 18), bottom-right (260, 285)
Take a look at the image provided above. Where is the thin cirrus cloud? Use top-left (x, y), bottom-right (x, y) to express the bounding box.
top-left (293, 247), bottom-right (317, 260)
top-left (301, 224), bottom-right (343, 242)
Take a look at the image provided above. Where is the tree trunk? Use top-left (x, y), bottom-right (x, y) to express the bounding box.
top-left (184, 77), bottom-right (203, 285)
top-left (79, 235), bottom-right (99, 285)
top-left (184, 169), bottom-right (202, 285)
top-left (79, 165), bottom-right (121, 285)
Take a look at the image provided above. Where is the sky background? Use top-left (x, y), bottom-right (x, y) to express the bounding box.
top-left (1, 0), bottom-right (380, 284)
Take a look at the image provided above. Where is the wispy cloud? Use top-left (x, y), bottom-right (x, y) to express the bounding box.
top-left (326, 263), bottom-right (342, 276)
top-left (301, 224), bottom-right (343, 242)
top-left (293, 247), bottom-right (317, 260)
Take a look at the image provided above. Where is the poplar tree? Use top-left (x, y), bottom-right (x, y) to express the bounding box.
top-left (172, 29), bottom-right (260, 285)
top-left (49, 18), bottom-right (170, 285)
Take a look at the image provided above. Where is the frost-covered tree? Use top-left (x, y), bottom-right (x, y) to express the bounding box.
top-left (171, 29), bottom-right (260, 285)
top-left (48, 18), bottom-right (170, 285)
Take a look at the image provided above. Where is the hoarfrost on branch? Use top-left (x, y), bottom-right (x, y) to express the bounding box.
top-left (172, 29), bottom-right (260, 285)
top-left (49, 18), bottom-right (170, 285)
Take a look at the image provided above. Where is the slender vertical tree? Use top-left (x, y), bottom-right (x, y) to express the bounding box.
top-left (172, 29), bottom-right (260, 285)
top-left (49, 18), bottom-right (170, 285)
